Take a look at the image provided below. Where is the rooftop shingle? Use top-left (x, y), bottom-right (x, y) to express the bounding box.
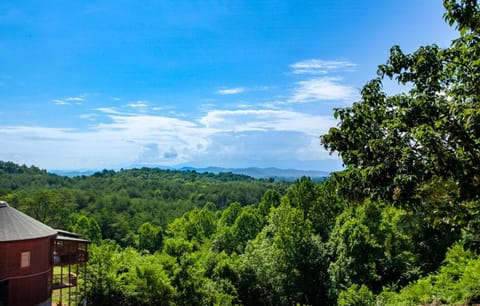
top-left (0, 201), bottom-right (57, 242)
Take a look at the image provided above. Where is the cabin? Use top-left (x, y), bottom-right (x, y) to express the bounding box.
top-left (0, 201), bottom-right (89, 306)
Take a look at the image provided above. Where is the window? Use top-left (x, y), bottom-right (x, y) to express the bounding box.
top-left (20, 251), bottom-right (31, 268)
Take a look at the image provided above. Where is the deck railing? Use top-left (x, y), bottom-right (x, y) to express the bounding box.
top-left (52, 273), bottom-right (77, 289)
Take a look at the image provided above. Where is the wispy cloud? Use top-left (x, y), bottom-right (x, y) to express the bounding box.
top-left (195, 109), bottom-right (338, 166)
top-left (290, 59), bottom-right (356, 75)
top-left (0, 126), bottom-right (76, 140)
top-left (290, 77), bottom-right (358, 103)
top-left (4, 58), bottom-right (358, 170)
top-left (65, 97), bottom-right (85, 102)
top-left (96, 107), bottom-right (123, 115)
top-left (217, 87), bottom-right (245, 95)
top-left (199, 109), bottom-right (335, 136)
top-left (128, 101), bottom-right (148, 108)
top-left (0, 106), bottom-right (338, 170)
top-left (0, 115), bottom-right (209, 170)
top-left (79, 113), bottom-right (98, 121)
top-left (53, 99), bottom-right (70, 105)
top-left (52, 96), bottom-right (85, 105)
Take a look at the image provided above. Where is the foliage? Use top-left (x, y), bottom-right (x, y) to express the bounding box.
top-left (70, 214), bottom-right (102, 243)
top-left (328, 201), bottom-right (420, 298)
top-left (321, 0), bottom-right (480, 237)
top-left (378, 243), bottom-right (480, 306)
top-left (287, 177), bottom-right (346, 240)
top-left (337, 284), bottom-right (375, 306)
top-left (0, 163), bottom-right (287, 246)
top-left (166, 207), bottom-right (217, 243)
top-left (240, 203), bottom-right (330, 305)
top-left (85, 242), bottom-right (176, 306)
top-left (136, 222), bottom-right (163, 253)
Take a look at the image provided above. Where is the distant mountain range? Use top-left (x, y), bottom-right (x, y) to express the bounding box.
top-left (51, 166), bottom-right (330, 181)
top-left (179, 167), bottom-right (330, 181)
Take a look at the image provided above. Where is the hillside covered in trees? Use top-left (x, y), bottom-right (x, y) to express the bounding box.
top-left (2, 1), bottom-right (480, 305)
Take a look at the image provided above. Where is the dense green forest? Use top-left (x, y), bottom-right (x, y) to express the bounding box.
top-left (3, 1), bottom-right (480, 305)
top-left (2, 160), bottom-right (475, 306)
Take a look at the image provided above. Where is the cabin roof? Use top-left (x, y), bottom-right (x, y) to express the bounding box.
top-left (0, 201), bottom-right (57, 242)
top-left (56, 234), bottom-right (90, 243)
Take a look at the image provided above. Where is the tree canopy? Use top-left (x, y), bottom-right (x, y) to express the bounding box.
top-left (321, 0), bottom-right (480, 241)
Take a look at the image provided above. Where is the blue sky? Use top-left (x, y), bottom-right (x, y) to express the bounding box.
top-left (0, 1), bottom-right (457, 171)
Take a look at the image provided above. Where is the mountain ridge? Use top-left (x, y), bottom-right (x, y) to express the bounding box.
top-left (180, 166), bottom-right (330, 181)
top-left (50, 166), bottom-right (330, 181)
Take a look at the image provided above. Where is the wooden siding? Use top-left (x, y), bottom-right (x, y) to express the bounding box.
top-left (0, 237), bottom-right (54, 306)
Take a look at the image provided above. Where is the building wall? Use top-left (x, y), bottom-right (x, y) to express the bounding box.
top-left (8, 272), bottom-right (51, 306)
top-left (0, 236), bottom-right (54, 306)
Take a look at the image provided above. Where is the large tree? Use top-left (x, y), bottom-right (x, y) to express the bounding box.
top-left (321, 0), bottom-right (480, 239)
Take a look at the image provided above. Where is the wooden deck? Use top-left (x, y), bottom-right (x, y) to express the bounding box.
top-left (52, 273), bottom-right (77, 289)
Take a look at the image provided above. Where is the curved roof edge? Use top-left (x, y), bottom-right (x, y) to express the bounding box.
top-left (0, 201), bottom-right (57, 242)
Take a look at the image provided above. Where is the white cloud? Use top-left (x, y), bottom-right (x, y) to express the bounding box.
top-left (65, 97), bottom-right (85, 102)
top-left (191, 130), bottom-right (337, 169)
top-left (0, 126), bottom-right (75, 139)
top-left (195, 131), bottom-right (303, 162)
top-left (96, 107), bottom-right (123, 115)
top-left (52, 96), bottom-right (85, 105)
top-left (290, 59), bottom-right (356, 74)
top-left (0, 113), bottom-right (211, 169)
top-left (53, 99), bottom-right (70, 105)
top-left (290, 77), bottom-right (358, 103)
top-left (216, 86), bottom-right (268, 95)
top-left (0, 106), bottom-right (339, 170)
top-left (217, 87), bottom-right (245, 95)
top-left (1, 60), bottom-right (356, 171)
top-left (199, 109), bottom-right (336, 136)
top-left (128, 101), bottom-right (148, 108)
top-left (79, 113), bottom-right (98, 120)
